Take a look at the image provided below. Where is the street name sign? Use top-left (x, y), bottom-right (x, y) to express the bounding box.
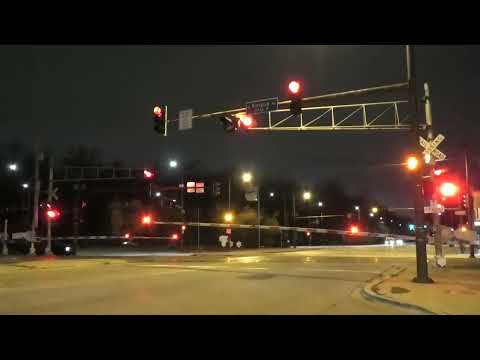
top-left (246, 97), bottom-right (278, 115)
top-left (179, 109), bottom-right (193, 130)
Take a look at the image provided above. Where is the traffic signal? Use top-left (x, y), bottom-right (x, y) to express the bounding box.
top-left (220, 115), bottom-right (238, 133)
top-left (440, 182), bottom-right (458, 198)
top-left (143, 169), bottom-right (154, 179)
top-left (288, 80), bottom-right (302, 115)
top-left (213, 181), bottom-right (221, 197)
top-left (350, 225), bottom-right (359, 234)
top-left (153, 105), bottom-right (168, 136)
top-left (141, 215), bottom-right (152, 225)
top-left (461, 193), bottom-right (468, 210)
top-left (238, 114), bottom-right (255, 129)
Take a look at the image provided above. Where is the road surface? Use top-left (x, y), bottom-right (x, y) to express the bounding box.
top-left (0, 245), bottom-right (463, 314)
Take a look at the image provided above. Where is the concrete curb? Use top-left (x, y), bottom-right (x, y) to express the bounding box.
top-left (361, 266), bottom-right (443, 315)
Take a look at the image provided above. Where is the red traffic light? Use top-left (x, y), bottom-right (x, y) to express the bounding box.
top-left (239, 115), bottom-right (254, 128)
top-left (46, 209), bottom-right (60, 220)
top-left (288, 81), bottom-right (301, 95)
top-left (350, 225), bottom-right (359, 234)
top-left (143, 169), bottom-right (154, 179)
top-left (440, 182), bottom-right (458, 197)
top-left (124, 233), bottom-right (130, 239)
top-left (142, 215), bottom-right (152, 225)
top-left (172, 233), bottom-right (179, 240)
top-left (153, 106), bottom-right (163, 118)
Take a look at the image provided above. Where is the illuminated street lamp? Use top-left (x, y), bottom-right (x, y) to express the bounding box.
top-left (303, 191), bottom-right (311, 201)
top-left (169, 160), bottom-right (178, 168)
top-left (224, 212), bottom-right (234, 223)
top-left (22, 183), bottom-right (29, 189)
top-left (318, 201), bottom-right (323, 207)
top-left (369, 212), bottom-right (374, 217)
top-left (269, 192), bottom-right (275, 198)
top-left (242, 172), bottom-right (252, 183)
top-left (371, 207), bottom-right (378, 214)
top-left (7, 163), bottom-right (18, 171)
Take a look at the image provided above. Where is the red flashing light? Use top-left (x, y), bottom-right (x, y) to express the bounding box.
top-left (434, 169), bottom-right (444, 176)
top-left (124, 233), bottom-right (130, 239)
top-left (440, 182), bottom-right (458, 197)
top-left (172, 233), bottom-right (179, 240)
top-left (46, 209), bottom-right (60, 220)
top-left (350, 225), bottom-right (359, 234)
top-left (142, 215), bottom-right (152, 225)
top-left (288, 81), bottom-right (301, 94)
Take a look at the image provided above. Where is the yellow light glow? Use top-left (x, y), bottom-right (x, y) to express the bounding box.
top-left (242, 172), bottom-right (252, 183)
top-left (303, 191), bottom-right (311, 200)
top-left (407, 156), bottom-right (419, 171)
top-left (372, 207), bottom-right (378, 214)
top-left (224, 212), bottom-right (234, 223)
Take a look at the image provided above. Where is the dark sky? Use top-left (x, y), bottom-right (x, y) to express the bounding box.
top-left (1, 45), bottom-right (479, 207)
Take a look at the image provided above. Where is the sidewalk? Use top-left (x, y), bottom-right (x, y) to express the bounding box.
top-left (366, 259), bottom-right (480, 315)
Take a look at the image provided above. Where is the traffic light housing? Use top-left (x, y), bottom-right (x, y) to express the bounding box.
top-left (213, 181), bottom-right (221, 197)
top-left (153, 105), bottom-right (168, 136)
top-left (220, 115), bottom-right (238, 133)
top-left (288, 81), bottom-right (302, 116)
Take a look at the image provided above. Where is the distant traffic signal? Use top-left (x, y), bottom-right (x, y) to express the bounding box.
top-left (143, 169), bottom-right (154, 179)
top-left (288, 80), bottom-right (303, 115)
top-left (238, 115), bottom-right (254, 129)
top-left (141, 215), bottom-right (152, 225)
top-left (153, 105), bottom-right (168, 136)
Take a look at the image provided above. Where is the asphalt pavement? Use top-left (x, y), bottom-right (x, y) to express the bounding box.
top-left (0, 244), bottom-right (469, 315)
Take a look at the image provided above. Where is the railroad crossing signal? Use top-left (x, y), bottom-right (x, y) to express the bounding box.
top-left (419, 134), bottom-right (446, 161)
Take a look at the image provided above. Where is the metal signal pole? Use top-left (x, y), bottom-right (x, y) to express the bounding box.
top-left (407, 45), bottom-right (433, 283)
top-left (46, 155), bottom-right (54, 255)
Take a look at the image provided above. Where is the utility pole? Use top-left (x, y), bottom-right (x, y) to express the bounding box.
top-left (407, 45), bottom-right (433, 283)
top-left (257, 187), bottom-right (261, 248)
top-left (228, 177), bottom-right (231, 210)
top-left (292, 191), bottom-right (297, 248)
top-left (2, 219), bottom-right (8, 255)
top-left (30, 150), bottom-right (42, 256)
top-left (46, 155), bottom-right (54, 255)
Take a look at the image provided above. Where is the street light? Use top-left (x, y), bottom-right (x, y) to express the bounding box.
top-left (369, 212), bottom-right (374, 217)
top-left (318, 201), bottom-right (323, 207)
top-left (155, 192), bottom-right (161, 197)
top-left (354, 205), bottom-right (360, 211)
top-left (371, 207), bottom-right (378, 214)
top-left (22, 183), bottom-right (29, 189)
top-left (242, 172), bottom-right (252, 183)
top-left (224, 212), bottom-right (234, 223)
top-left (269, 192), bottom-right (275, 198)
top-left (169, 160), bottom-right (178, 168)
top-left (303, 191), bottom-right (311, 201)
top-left (7, 163), bottom-right (18, 171)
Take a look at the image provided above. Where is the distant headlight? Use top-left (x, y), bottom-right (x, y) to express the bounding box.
top-left (396, 239), bottom-right (404, 246)
top-left (65, 246), bottom-right (71, 252)
top-left (122, 241), bottom-right (128, 245)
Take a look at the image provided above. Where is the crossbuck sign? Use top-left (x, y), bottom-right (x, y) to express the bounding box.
top-left (419, 134), bottom-right (446, 161)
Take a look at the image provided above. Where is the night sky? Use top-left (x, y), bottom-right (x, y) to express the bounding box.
top-left (1, 45), bottom-right (479, 207)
